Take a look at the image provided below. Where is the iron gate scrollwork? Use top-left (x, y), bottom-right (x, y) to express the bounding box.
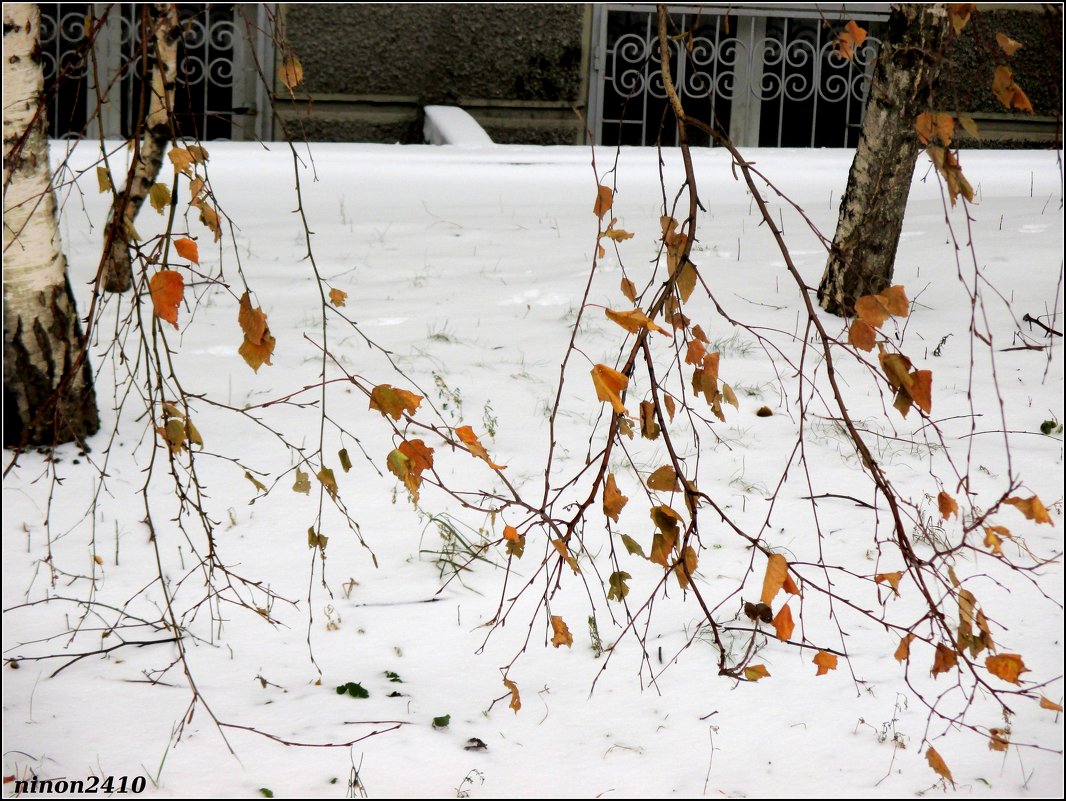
top-left (38, 3), bottom-right (272, 141)
top-left (589, 4), bottom-right (890, 148)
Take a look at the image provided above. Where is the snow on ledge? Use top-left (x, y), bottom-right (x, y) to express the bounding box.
top-left (423, 105), bottom-right (494, 146)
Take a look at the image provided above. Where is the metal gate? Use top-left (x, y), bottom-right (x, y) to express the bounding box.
top-left (588, 3), bottom-right (891, 148)
top-left (38, 3), bottom-right (274, 141)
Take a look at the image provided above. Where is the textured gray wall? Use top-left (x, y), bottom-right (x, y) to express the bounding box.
top-left (276, 3), bottom-right (589, 144)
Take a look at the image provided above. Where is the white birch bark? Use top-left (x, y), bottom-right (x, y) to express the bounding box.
top-left (3, 2), bottom-right (99, 446)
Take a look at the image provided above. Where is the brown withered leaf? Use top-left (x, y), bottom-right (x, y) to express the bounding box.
top-left (675, 260), bottom-right (698, 303)
top-left (931, 643), bottom-right (958, 677)
top-left (591, 364), bottom-right (629, 415)
top-left (743, 664), bottom-right (770, 682)
top-left (986, 653), bottom-right (1028, 685)
top-left (984, 525), bottom-right (1010, 556)
top-left (915, 112), bottom-right (955, 146)
top-left (988, 728), bottom-right (1010, 752)
top-left (663, 394), bottom-right (676, 421)
top-left (96, 166), bottom-right (112, 193)
top-left (503, 677), bottom-right (521, 713)
top-left (608, 570), bottom-right (631, 601)
top-left (317, 466), bottom-right (338, 499)
top-left (594, 185), bottom-right (613, 220)
top-left (456, 425), bottom-right (506, 470)
top-left (772, 604), bottom-right (794, 641)
top-left (649, 529), bottom-right (678, 568)
top-left (926, 746), bottom-right (954, 785)
top-left (995, 32), bottom-right (1023, 56)
top-left (620, 533), bottom-right (645, 558)
top-left (605, 308), bottom-right (668, 336)
top-left (812, 651), bottom-right (838, 676)
top-left (603, 227), bottom-right (634, 242)
top-left (894, 633), bottom-right (916, 663)
top-left (399, 439), bottom-right (434, 474)
top-left (149, 270), bottom-right (184, 329)
top-left (639, 401), bottom-right (660, 440)
top-left (673, 545), bottom-right (698, 589)
top-left (947, 3), bottom-right (974, 35)
top-left (1039, 696), bottom-right (1064, 712)
top-left (1003, 495), bottom-right (1053, 525)
top-left (875, 571), bottom-right (903, 596)
top-left (149, 182), bottom-right (170, 214)
top-left (550, 615), bottom-right (573, 648)
top-left (938, 491), bottom-right (959, 520)
top-left (958, 113), bottom-right (980, 140)
top-left (292, 469), bottom-right (311, 495)
top-left (647, 465), bottom-right (680, 492)
top-left (552, 538), bottom-right (580, 574)
top-left (620, 277), bottom-right (638, 302)
top-left (760, 553), bottom-right (789, 606)
top-left (835, 19), bottom-right (867, 61)
top-left (992, 66), bottom-right (1033, 113)
top-left (329, 287), bottom-right (347, 307)
top-left (192, 197), bottom-right (221, 242)
top-left (168, 147), bottom-right (195, 174)
top-left (685, 339), bottom-right (707, 365)
top-left (603, 473), bottom-right (628, 522)
top-left (369, 384), bottom-right (422, 420)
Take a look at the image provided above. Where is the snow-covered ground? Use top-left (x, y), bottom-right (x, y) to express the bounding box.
top-left (3, 141), bottom-right (1063, 798)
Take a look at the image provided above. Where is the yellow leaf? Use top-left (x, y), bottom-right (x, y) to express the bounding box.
top-left (594, 184), bottom-right (613, 220)
top-left (168, 147), bottom-right (195, 174)
top-left (995, 32), bottom-right (1023, 56)
top-left (608, 570), bottom-right (631, 601)
top-left (317, 466), bottom-right (338, 499)
top-left (149, 182), bottom-right (171, 214)
top-left (620, 534), bottom-right (645, 558)
top-left (503, 677), bottom-right (521, 713)
top-left (926, 746), bottom-right (954, 785)
top-left (812, 651), bottom-right (838, 676)
top-left (1039, 696), bottom-right (1064, 712)
top-left (938, 491), bottom-right (959, 520)
top-left (173, 237), bottom-right (199, 264)
top-left (603, 473), bottom-right (628, 522)
top-left (743, 664), bottom-right (770, 682)
top-left (192, 197), bottom-right (221, 242)
top-left (1003, 495), bottom-right (1053, 525)
top-left (237, 292), bottom-right (275, 372)
top-left (772, 604), bottom-right (794, 641)
top-left (96, 166), bottom-right (112, 193)
top-left (552, 538), bottom-right (580, 574)
top-left (675, 260), bottom-right (698, 303)
top-left (591, 364), bottom-right (629, 415)
top-left (278, 54), bottom-right (304, 91)
top-left (149, 270), bottom-right (184, 329)
top-left (722, 383), bottom-right (738, 410)
top-left (958, 113), bottom-right (980, 140)
top-left (894, 633), bottom-right (916, 663)
top-left (550, 615), bottom-right (573, 648)
top-left (760, 553), bottom-right (789, 606)
top-left (986, 653), bottom-right (1028, 685)
top-left (915, 112), bottom-right (954, 146)
top-left (329, 287), bottom-right (347, 307)
top-left (984, 525), bottom-right (1010, 556)
top-left (992, 66), bottom-right (1033, 113)
top-left (603, 227), bottom-right (634, 242)
top-left (368, 384), bottom-right (422, 420)
top-left (647, 465), bottom-right (679, 492)
top-left (605, 308), bottom-right (668, 336)
top-left (875, 571), bottom-right (903, 596)
top-left (244, 471), bottom-right (267, 493)
top-left (456, 425), bottom-right (506, 470)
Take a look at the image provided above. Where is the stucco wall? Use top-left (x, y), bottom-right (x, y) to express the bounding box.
top-left (275, 3), bottom-right (589, 144)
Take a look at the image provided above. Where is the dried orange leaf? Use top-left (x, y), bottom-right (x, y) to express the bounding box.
top-left (594, 185), bottom-right (613, 220)
top-left (856, 294), bottom-right (892, 328)
top-left (552, 538), bottom-right (580, 574)
top-left (603, 227), bottom-right (634, 242)
top-left (663, 394), bottom-right (676, 422)
top-left (813, 651), bottom-right (838, 676)
top-left (931, 643), bottom-right (958, 677)
top-left (760, 553), bottom-right (789, 606)
top-left (550, 615), bottom-right (573, 648)
top-left (399, 439), bottom-right (433, 475)
top-left (894, 633), bottom-right (916, 663)
top-left (673, 545), bottom-right (698, 589)
top-left (915, 112), bottom-right (954, 146)
top-left (620, 277), bottom-right (638, 302)
top-left (958, 113), bottom-right (980, 139)
top-left (938, 491), bottom-right (959, 520)
top-left (992, 66), bottom-right (1034, 113)
top-left (456, 425), bottom-right (506, 470)
top-left (639, 400), bottom-right (660, 440)
top-left (947, 3), bottom-right (974, 35)
top-left (926, 746), bottom-right (954, 785)
top-left (986, 653), bottom-right (1028, 685)
top-left (605, 308), bottom-right (668, 336)
top-left (996, 32), bottom-right (1023, 56)
top-left (1003, 495), bottom-right (1053, 525)
top-left (988, 728), bottom-right (1010, 752)
top-left (278, 54), bottom-right (304, 92)
top-left (743, 664), bottom-right (770, 682)
top-left (675, 260), bottom-right (698, 303)
top-left (168, 147), bottom-right (195, 174)
top-left (329, 287), bottom-right (347, 307)
top-left (369, 384), bottom-right (422, 421)
top-left (503, 677), bottom-right (521, 713)
top-left (149, 270), bottom-right (184, 329)
top-left (848, 319), bottom-right (877, 351)
top-left (772, 604), bottom-right (794, 641)
top-left (647, 465), bottom-right (679, 492)
top-left (875, 571), bottom-right (903, 596)
top-left (603, 473), bottom-right (628, 522)
top-left (591, 364), bottom-right (629, 415)
top-left (173, 237), bottom-right (199, 264)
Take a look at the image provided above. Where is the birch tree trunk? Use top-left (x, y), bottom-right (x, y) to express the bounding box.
top-left (3, 3), bottom-right (99, 446)
top-left (102, 3), bottom-right (180, 292)
top-left (816, 4), bottom-right (951, 317)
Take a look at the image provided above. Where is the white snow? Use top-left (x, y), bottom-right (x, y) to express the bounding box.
top-left (2, 140), bottom-right (1063, 799)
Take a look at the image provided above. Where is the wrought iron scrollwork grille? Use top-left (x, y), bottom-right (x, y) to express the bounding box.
top-left (590, 5), bottom-right (889, 148)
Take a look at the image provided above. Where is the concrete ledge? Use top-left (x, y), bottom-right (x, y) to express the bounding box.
top-left (423, 105), bottom-right (495, 146)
